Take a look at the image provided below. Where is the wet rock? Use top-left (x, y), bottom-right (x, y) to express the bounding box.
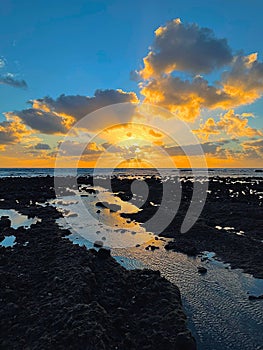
top-left (82, 187), bottom-right (97, 194)
top-left (95, 202), bottom-right (121, 212)
top-left (97, 248), bottom-right (111, 259)
top-left (94, 240), bottom-right (104, 248)
top-left (197, 266), bottom-right (207, 274)
top-left (201, 256), bottom-right (209, 262)
top-left (4, 303), bottom-right (19, 316)
top-left (165, 241), bottom-right (198, 256)
top-left (175, 332), bottom-right (197, 350)
top-left (0, 216), bottom-right (11, 230)
top-left (248, 294), bottom-right (263, 300)
top-left (145, 244), bottom-right (159, 251)
top-left (95, 202), bottom-right (107, 208)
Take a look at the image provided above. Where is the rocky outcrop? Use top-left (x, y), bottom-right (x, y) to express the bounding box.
top-left (0, 176), bottom-right (196, 350)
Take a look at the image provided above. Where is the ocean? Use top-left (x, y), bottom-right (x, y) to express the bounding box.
top-left (0, 167), bottom-right (262, 178)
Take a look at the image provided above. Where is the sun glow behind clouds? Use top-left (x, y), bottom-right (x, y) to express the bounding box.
top-left (53, 103), bottom-right (208, 170)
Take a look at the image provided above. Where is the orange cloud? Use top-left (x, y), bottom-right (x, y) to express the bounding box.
top-left (149, 129), bottom-right (162, 137)
top-left (195, 110), bottom-right (262, 139)
top-left (0, 120), bottom-right (32, 149)
top-left (139, 55), bottom-right (263, 121)
top-left (220, 53), bottom-right (263, 107)
top-left (137, 18), bottom-right (263, 123)
top-left (140, 75), bottom-right (238, 121)
top-left (242, 139), bottom-right (263, 158)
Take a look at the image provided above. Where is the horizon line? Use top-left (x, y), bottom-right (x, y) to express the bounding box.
top-left (0, 167), bottom-right (262, 170)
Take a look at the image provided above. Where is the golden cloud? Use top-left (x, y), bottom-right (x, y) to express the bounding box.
top-left (195, 110), bottom-right (262, 139)
top-left (242, 139), bottom-right (263, 158)
top-left (0, 120), bottom-right (32, 149)
top-left (137, 18), bottom-right (263, 125)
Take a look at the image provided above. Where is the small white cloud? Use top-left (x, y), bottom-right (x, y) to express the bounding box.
top-left (0, 58), bottom-right (6, 68)
top-left (0, 74), bottom-right (27, 89)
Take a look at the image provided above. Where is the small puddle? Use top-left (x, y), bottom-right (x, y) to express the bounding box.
top-left (0, 209), bottom-right (40, 229)
top-left (0, 235), bottom-right (16, 248)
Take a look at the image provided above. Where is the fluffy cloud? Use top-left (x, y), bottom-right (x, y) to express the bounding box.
top-left (31, 89), bottom-right (138, 120)
top-left (195, 110), bottom-right (262, 138)
top-left (140, 54), bottom-right (263, 121)
top-left (0, 74), bottom-right (27, 89)
top-left (221, 53), bottom-right (263, 106)
top-left (139, 18), bottom-right (232, 78)
top-left (140, 75), bottom-right (229, 121)
top-left (6, 109), bottom-right (71, 135)
top-left (0, 57), bottom-right (27, 88)
top-left (0, 120), bottom-right (31, 148)
top-left (6, 89), bottom-right (139, 135)
top-left (242, 139), bottom-right (263, 158)
top-left (138, 18), bottom-right (263, 125)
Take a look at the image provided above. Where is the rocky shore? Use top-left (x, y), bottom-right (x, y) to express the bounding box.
top-left (0, 177), bottom-right (196, 350)
top-left (78, 175), bottom-right (263, 279)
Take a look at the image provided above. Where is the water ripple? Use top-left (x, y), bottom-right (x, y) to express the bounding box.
top-left (113, 245), bottom-right (263, 350)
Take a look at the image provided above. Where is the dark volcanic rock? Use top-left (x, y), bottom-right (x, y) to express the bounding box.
top-left (165, 240), bottom-right (198, 256)
top-left (145, 244), bottom-right (160, 251)
top-left (94, 240), bottom-right (104, 248)
top-left (197, 266), bottom-right (207, 274)
top-left (0, 216), bottom-right (11, 230)
top-left (175, 332), bottom-right (197, 350)
top-left (248, 294), bottom-right (263, 300)
top-left (95, 201), bottom-right (121, 212)
top-left (0, 176), bottom-right (195, 350)
top-left (81, 187), bottom-right (97, 194)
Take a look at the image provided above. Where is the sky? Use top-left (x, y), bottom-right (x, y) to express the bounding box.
top-left (0, 0), bottom-right (263, 168)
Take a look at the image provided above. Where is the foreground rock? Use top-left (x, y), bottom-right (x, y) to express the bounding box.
top-left (0, 177), bottom-right (196, 350)
top-left (248, 294), bottom-right (263, 300)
